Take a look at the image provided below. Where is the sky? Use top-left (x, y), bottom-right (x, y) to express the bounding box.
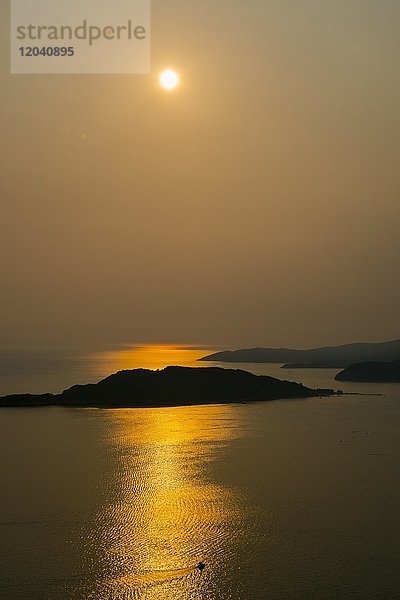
top-left (0, 0), bottom-right (399, 350)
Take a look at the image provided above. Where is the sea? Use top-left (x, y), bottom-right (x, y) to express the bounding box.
top-left (0, 345), bottom-right (399, 599)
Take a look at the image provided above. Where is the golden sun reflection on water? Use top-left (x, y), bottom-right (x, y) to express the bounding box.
top-left (89, 344), bottom-right (214, 377)
top-left (85, 405), bottom-right (248, 600)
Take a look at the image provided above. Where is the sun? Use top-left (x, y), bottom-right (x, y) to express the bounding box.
top-left (159, 69), bottom-right (180, 91)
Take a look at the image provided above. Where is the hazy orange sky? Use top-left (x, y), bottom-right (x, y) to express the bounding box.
top-left (1, 0), bottom-right (399, 349)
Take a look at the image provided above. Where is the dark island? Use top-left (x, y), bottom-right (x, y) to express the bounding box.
top-left (335, 359), bottom-right (400, 383)
top-left (200, 339), bottom-right (400, 369)
top-left (0, 366), bottom-right (337, 408)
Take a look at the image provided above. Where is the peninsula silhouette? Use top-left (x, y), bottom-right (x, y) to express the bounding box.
top-left (335, 359), bottom-right (400, 383)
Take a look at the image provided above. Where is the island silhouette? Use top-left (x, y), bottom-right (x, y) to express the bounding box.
top-left (0, 366), bottom-right (337, 408)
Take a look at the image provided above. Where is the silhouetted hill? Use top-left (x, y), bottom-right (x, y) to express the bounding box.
top-left (200, 339), bottom-right (400, 368)
top-left (0, 366), bottom-right (336, 407)
top-left (335, 359), bottom-right (400, 382)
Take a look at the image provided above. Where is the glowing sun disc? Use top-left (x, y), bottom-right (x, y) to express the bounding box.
top-left (160, 69), bottom-right (180, 90)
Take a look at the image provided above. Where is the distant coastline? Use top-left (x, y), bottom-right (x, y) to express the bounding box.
top-left (0, 366), bottom-right (338, 408)
top-left (199, 339), bottom-right (400, 368)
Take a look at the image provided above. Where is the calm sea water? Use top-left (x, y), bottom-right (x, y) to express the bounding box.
top-left (1, 347), bottom-right (400, 599)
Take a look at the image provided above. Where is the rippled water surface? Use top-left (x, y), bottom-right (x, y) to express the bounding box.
top-left (1, 356), bottom-right (400, 599)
